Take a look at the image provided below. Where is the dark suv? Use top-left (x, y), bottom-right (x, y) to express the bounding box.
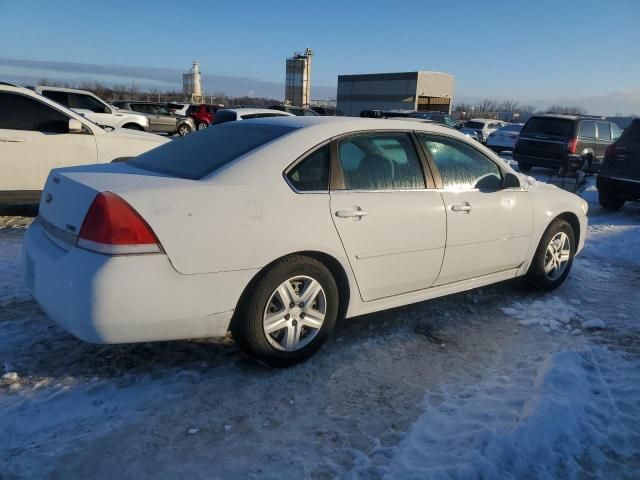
top-left (596, 118), bottom-right (640, 210)
top-left (514, 115), bottom-right (622, 172)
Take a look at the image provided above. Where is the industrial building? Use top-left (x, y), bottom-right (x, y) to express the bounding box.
top-left (337, 71), bottom-right (455, 117)
top-left (285, 48), bottom-right (312, 107)
top-left (183, 60), bottom-right (203, 103)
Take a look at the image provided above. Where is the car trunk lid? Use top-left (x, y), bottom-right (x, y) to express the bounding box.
top-left (38, 162), bottom-right (185, 246)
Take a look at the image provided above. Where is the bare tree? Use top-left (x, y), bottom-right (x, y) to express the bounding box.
top-left (500, 100), bottom-right (519, 112)
top-left (545, 105), bottom-right (586, 115)
top-left (475, 99), bottom-right (499, 112)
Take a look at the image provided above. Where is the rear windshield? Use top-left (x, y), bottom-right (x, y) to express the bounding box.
top-left (499, 124), bottom-right (523, 132)
top-left (213, 110), bottom-right (238, 124)
top-left (521, 117), bottom-right (574, 137)
top-left (464, 121), bottom-right (485, 129)
top-left (129, 123), bottom-right (296, 179)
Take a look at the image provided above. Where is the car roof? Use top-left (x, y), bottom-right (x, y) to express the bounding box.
top-left (469, 118), bottom-right (502, 123)
top-left (241, 115), bottom-right (470, 138)
top-left (220, 108), bottom-right (294, 116)
top-left (35, 85), bottom-right (97, 95)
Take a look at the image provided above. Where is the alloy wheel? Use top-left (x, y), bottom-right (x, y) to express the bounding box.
top-left (544, 231), bottom-right (571, 280)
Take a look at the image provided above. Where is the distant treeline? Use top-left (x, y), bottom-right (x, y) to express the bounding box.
top-left (36, 78), bottom-right (280, 107)
top-left (453, 99), bottom-right (588, 120)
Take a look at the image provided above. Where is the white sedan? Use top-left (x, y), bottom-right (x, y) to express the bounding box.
top-left (487, 123), bottom-right (524, 152)
top-left (24, 117), bottom-right (588, 366)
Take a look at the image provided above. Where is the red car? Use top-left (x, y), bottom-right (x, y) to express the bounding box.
top-left (187, 104), bottom-right (223, 130)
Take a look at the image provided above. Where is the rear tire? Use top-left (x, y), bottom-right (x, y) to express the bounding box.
top-left (518, 161), bottom-right (532, 172)
top-left (231, 255), bottom-right (339, 367)
top-left (598, 189), bottom-right (625, 211)
top-left (526, 219), bottom-right (575, 291)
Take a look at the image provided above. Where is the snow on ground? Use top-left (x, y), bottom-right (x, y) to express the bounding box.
top-left (1, 178), bottom-right (640, 479)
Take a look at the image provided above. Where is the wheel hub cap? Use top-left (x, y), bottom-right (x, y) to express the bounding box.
top-left (263, 276), bottom-right (327, 352)
top-left (544, 232), bottom-right (571, 280)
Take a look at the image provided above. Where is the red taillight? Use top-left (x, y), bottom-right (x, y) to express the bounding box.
top-left (77, 192), bottom-right (162, 255)
top-left (567, 138), bottom-right (578, 154)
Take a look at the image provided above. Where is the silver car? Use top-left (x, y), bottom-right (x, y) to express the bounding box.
top-left (113, 101), bottom-right (195, 136)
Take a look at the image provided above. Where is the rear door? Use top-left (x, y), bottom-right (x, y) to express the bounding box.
top-left (595, 121), bottom-right (612, 161)
top-left (151, 104), bottom-right (177, 133)
top-left (416, 133), bottom-right (533, 285)
top-left (517, 117), bottom-right (574, 160)
top-left (0, 91), bottom-right (97, 195)
top-left (330, 132), bottom-right (446, 301)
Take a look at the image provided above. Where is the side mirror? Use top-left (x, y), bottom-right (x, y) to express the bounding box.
top-left (503, 172), bottom-right (521, 189)
top-left (68, 118), bottom-right (84, 134)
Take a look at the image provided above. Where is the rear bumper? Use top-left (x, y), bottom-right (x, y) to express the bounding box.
top-left (23, 220), bottom-right (258, 344)
top-left (597, 175), bottom-right (640, 200)
top-left (513, 153), bottom-right (602, 170)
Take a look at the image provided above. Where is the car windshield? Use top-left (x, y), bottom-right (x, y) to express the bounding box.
top-left (465, 121), bottom-right (485, 129)
top-left (129, 122), bottom-right (297, 179)
top-left (521, 117), bottom-right (573, 137)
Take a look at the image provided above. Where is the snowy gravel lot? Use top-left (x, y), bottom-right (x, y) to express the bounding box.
top-left (1, 168), bottom-right (640, 479)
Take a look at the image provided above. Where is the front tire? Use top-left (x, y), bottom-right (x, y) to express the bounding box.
top-left (598, 189), bottom-right (625, 211)
top-left (231, 255), bottom-right (339, 367)
top-left (196, 121), bottom-right (208, 130)
top-left (526, 219), bottom-right (575, 291)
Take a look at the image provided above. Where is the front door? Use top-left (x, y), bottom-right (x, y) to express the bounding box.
top-left (416, 133), bottom-right (533, 285)
top-left (330, 132), bottom-right (446, 301)
top-left (0, 92), bottom-right (97, 196)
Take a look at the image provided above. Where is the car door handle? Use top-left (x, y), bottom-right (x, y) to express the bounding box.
top-left (451, 202), bottom-right (472, 213)
top-left (4, 138), bottom-right (25, 143)
top-left (335, 208), bottom-right (368, 218)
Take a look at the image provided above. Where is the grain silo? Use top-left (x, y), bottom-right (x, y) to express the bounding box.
top-left (183, 60), bottom-right (203, 103)
top-left (285, 48), bottom-right (312, 107)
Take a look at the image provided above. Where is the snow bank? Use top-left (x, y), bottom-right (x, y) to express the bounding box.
top-left (385, 347), bottom-right (640, 479)
top-left (500, 296), bottom-right (583, 333)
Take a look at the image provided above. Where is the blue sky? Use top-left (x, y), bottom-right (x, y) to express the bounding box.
top-left (1, 0), bottom-right (639, 112)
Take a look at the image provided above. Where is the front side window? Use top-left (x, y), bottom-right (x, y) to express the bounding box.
top-left (597, 122), bottom-right (611, 141)
top-left (0, 92), bottom-right (69, 133)
top-left (337, 133), bottom-right (425, 190)
top-left (69, 93), bottom-right (109, 113)
top-left (418, 134), bottom-right (502, 191)
top-left (286, 144), bottom-right (330, 191)
top-left (579, 121), bottom-right (596, 139)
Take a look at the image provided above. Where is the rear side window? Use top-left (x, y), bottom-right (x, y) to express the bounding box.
top-left (611, 123), bottom-right (622, 141)
top-left (213, 110), bottom-right (237, 123)
top-left (41, 90), bottom-right (69, 106)
top-left (521, 117), bottom-right (573, 138)
top-left (68, 93), bottom-right (108, 114)
top-left (465, 121), bottom-right (485, 129)
top-left (286, 144), bottom-right (330, 191)
top-left (596, 122), bottom-right (611, 141)
top-left (578, 121), bottom-right (596, 139)
top-left (337, 133), bottom-right (425, 190)
top-left (129, 123), bottom-right (296, 179)
top-left (0, 92), bottom-right (69, 133)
